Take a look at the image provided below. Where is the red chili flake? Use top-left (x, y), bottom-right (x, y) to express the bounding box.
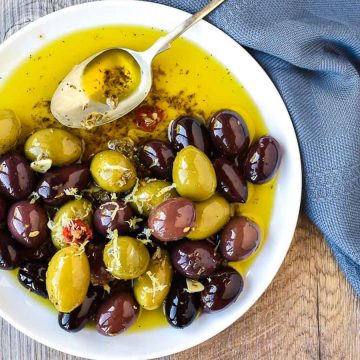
top-left (63, 219), bottom-right (93, 246)
top-left (134, 105), bottom-right (164, 132)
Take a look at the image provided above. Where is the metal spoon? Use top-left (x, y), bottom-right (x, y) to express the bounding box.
top-left (50, 0), bottom-right (225, 129)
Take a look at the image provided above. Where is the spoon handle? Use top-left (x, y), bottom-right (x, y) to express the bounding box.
top-left (145, 0), bottom-right (226, 57)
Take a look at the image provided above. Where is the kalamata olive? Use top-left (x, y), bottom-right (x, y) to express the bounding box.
top-left (165, 275), bottom-right (200, 328)
top-left (209, 110), bottom-right (250, 157)
top-left (137, 140), bottom-right (175, 180)
top-left (93, 200), bottom-right (134, 236)
top-left (87, 243), bottom-right (114, 286)
top-left (7, 201), bottom-right (49, 248)
top-left (0, 154), bottom-right (35, 200)
top-left (243, 135), bottom-right (282, 184)
top-left (20, 240), bottom-right (56, 262)
top-left (36, 164), bottom-right (90, 206)
top-left (148, 198), bottom-right (196, 242)
top-left (0, 195), bottom-right (7, 223)
top-left (171, 240), bottom-right (219, 279)
top-left (213, 158), bottom-right (248, 203)
top-left (0, 230), bottom-right (21, 270)
top-left (17, 260), bottom-right (48, 298)
top-left (96, 292), bottom-right (139, 336)
top-left (200, 267), bottom-right (244, 312)
top-left (169, 116), bottom-right (210, 155)
top-left (220, 217), bottom-right (261, 261)
top-left (58, 286), bottom-right (105, 332)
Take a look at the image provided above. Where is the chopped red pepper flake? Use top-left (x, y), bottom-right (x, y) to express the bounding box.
top-left (134, 105), bottom-right (164, 132)
top-left (63, 219), bottom-right (93, 246)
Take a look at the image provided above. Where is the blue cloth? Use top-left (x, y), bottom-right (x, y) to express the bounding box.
top-left (2, 0), bottom-right (360, 295)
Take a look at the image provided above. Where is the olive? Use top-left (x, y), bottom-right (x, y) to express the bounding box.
top-left (137, 140), bottom-right (175, 180)
top-left (220, 216), bottom-right (261, 261)
top-left (87, 243), bottom-right (114, 286)
top-left (46, 245), bottom-right (90, 313)
top-left (209, 110), bottom-right (250, 157)
top-left (165, 275), bottom-right (200, 328)
top-left (109, 279), bottom-right (133, 294)
top-left (0, 195), bottom-right (7, 223)
top-left (173, 146), bottom-right (216, 201)
top-left (0, 110), bottom-right (21, 155)
top-left (188, 194), bottom-right (230, 240)
top-left (148, 198), bottom-right (196, 242)
top-left (58, 286), bottom-right (105, 332)
top-left (82, 184), bottom-right (113, 208)
top-left (24, 128), bottom-right (83, 166)
top-left (200, 267), bottom-right (244, 312)
top-left (93, 200), bottom-right (134, 236)
top-left (129, 179), bottom-right (177, 217)
top-left (7, 201), bottom-right (49, 248)
top-left (171, 240), bottom-right (219, 279)
top-left (134, 248), bottom-right (173, 310)
top-left (0, 230), bottom-right (21, 270)
top-left (20, 240), bottom-right (56, 262)
top-left (243, 135), bottom-right (282, 184)
top-left (0, 153), bottom-right (35, 200)
top-left (168, 116), bottom-right (210, 155)
top-left (17, 260), bottom-right (48, 298)
top-left (103, 235), bottom-right (150, 279)
top-left (96, 292), bottom-right (139, 336)
top-left (51, 199), bottom-right (93, 249)
top-left (36, 164), bottom-right (90, 206)
top-left (213, 158), bottom-right (248, 203)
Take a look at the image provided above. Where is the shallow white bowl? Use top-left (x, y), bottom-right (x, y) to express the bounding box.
top-left (0, 1), bottom-right (302, 359)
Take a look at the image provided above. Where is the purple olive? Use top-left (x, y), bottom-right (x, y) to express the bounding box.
top-left (20, 240), bottom-right (56, 262)
top-left (0, 230), bottom-right (21, 270)
top-left (17, 260), bottom-right (48, 298)
top-left (0, 154), bottom-right (35, 200)
top-left (93, 200), bottom-right (134, 237)
top-left (201, 267), bottom-right (243, 312)
top-left (169, 116), bottom-right (210, 155)
top-left (0, 195), bottom-right (7, 223)
top-left (87, 243), bottom-right (114, 286)
top-left (148, 198), bottom-right (196, 242)
top-left (7, 201), bottom-right (49, 248)
top-left (243, 136), bottom-right (282, 184)
top-left (209, 110), bottom-right (249, 157)
top-left (36, 164), bottom-right (90, 206)
top-left (171, 240), bottom-right (219, 279)
top-left (213, 158), bottom-right (248, 203)
top-left (137, 140), bottom-right (175, 180)
top-left (220, 217), bottom-right (261, 261)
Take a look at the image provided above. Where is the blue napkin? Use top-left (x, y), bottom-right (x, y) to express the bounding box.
top-left (2, 0), bottom-right (360, 296)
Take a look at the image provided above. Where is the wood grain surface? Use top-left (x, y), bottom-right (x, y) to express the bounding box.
top-left (1, 214), bottom-right (359, 360)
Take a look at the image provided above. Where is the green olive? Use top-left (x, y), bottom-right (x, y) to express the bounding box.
top-left (134, 248), bottom-right (173, 310)
top-left (173, 145), bottom-right (217, 201)
top-left (46, 246), bottom-right (90, 313)
top-left (90, 150), bottom-right (137, 193)
top-left (103, 235), bottom-right (150, 280)
top-left (24, 128), bottom-right (82, 166)
top-left (129, 179), bottom-right (177, 216)
top-left (188, 194), bottom-right (230, 240)
top-left (0, 110), bottom-right (21, 155)
top-left (51, 199), bottom-right (93, 249)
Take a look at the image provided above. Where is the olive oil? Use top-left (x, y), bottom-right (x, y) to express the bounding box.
top-left (0, 26), bottom-right (276, 332)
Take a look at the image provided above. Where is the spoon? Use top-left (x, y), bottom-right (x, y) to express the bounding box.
top-left (50, 0), bottom-right (225, 129)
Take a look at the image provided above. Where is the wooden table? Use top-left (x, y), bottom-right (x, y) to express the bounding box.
top-left (1, 214), bottom-right (359, 360)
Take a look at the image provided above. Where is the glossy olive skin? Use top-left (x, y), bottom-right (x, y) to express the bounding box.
top-left (87, 243), bottom-right (114, 286)
top-left (173, 146), bottom-right (217, 201)
top-left (93, 200), bottom-right (134, 236)
top-left (7, 201), bottom-right (49, 248)
top-left (213, 158), bottom-right (248, 203)
top-left (58, 286), bottom-right (105, 332)
top-left (36, 164), bottom-right (90, 206)
top-left (209, 110), bottom-right (250, 157)
top-left (243, 136), bottom-right (282, 184)
top-left (171, 240), bottom-right (219, 279)
top-left (165, 275), bottom-right (200, 328)
top-left (148, 198), bottom-right (196, 242)
top-left (220, 217), bottom-right (261, 261)
top-left (0, 110), bottom-right (21, 155)
top-left (200, 267), bottom-right (244, 312)
top-left (0, 195), bottom-right (7, 223)
top-left (18, 260), bottom-right (48, 298)
top-left (169, 116), bottom-right (210, 155)
top-left (0, 230), bottom-right (21, 270)
top-left (24, 128), bottom-right (82, 166)
top-left (137, 140), bottom-right (175, 180)
top-left (0, 154), bottom-right (35, 200)
top-left (20, 240), bottom-right (56, 262)
top-left (96, 292), bottom-right (139, 336)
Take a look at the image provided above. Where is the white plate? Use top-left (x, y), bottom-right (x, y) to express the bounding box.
top-left (0, 1), bottom-right (302, 359)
